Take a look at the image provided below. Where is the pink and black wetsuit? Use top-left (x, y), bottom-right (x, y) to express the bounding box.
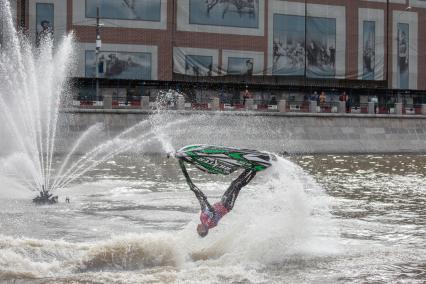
top-left (178, 159), bottom-right (256, 232)
top-left (200, 202), bottom-right (229, 229)
top-left (198, 170), bottom-right (256, 230)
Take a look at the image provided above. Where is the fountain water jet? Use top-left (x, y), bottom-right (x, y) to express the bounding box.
top-left (50, 117), bottom-right (191, 191)
top-left (0, 0), bottom-right (75, 200)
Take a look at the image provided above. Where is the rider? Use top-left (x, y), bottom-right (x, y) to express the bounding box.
top-left (179, 160), bottom-right (256, 237)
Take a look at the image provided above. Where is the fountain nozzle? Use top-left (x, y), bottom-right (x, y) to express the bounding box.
top-left (33, 185), bottom-right (58, 205)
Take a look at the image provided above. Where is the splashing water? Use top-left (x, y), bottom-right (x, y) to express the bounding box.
top-left (148, 89), bottom-right (184, 155)
top-left (184, 156), bottom-right (336, 263)
top-left (0, 156), bottom-right (336, 283)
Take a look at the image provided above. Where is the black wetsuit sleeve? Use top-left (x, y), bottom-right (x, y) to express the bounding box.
top-left (179, 160), bottom-right (214, 213)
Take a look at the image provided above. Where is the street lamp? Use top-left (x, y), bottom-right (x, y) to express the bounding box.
top-left (304, 0), bottom-right (307, 79)
top-left (95, 6), bottom-right (104, 100)
top-left (0, 7), bottom-right (3, 48)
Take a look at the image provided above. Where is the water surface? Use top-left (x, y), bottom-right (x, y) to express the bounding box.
top-left (0, 154), bottom-right (425, 283)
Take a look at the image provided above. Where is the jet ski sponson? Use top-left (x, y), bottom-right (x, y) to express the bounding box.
top-left (175, 145), bottom-right (275, 175)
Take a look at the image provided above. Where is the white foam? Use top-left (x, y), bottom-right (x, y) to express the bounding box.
top-left (178, 156), bottom-right (338, 266)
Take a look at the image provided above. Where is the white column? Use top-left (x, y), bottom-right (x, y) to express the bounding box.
top-left (278, 100), bottom-right (287, 113)
top-left (140, 96), bottom-right (150, 110)
top-left (211, 97), bottom-right (220, 111)
top-left (395, 102), bottom-right (403, 115)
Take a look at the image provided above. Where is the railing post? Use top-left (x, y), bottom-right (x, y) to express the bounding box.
top-left (368, 101), bottom-right (375, 114)
top-left (309, 100), bottom-right (317, 113)
top-left (339, 101), bottom-right (346, 113)
top-left (278, 100), bottom-right (286, 112)
top-left (245, 98), bottom-right (254, 110)
top-left (395, 102), bottom-right (403, 115)
top-left (211, 97), bottom-right (220, 111)
top-left (103, 91), bottom-right (112, 109)
top-left (140, 96), bottom-right (150, 110)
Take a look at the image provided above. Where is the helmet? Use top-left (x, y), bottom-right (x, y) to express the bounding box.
top-left (197, 224), bottom-right (209, 238)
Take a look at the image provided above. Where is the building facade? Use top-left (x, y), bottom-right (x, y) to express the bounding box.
top-left (5, 0), bottom-right (426, 106)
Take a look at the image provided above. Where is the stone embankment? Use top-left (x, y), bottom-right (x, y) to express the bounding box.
top-left (59, 109), bottom-right (426, 154)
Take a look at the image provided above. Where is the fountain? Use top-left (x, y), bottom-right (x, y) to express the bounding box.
top-left (0, 0), bottom-right (75, 202)
top-left (0, 0), bottom-right (183, 203)
top-left (32, 185), bottom-right (58, 204)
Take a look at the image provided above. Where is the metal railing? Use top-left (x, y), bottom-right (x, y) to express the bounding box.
top-left (71, 97), bottom-right (425, 116)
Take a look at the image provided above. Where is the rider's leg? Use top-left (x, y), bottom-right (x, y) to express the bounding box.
top-left (221, 170), bottom-right (256, 211)
top-left (179, 160), bottom-right (213, 212)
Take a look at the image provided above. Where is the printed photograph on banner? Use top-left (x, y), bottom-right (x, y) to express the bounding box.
top-left (227, 57), bottom-right (254, 75)
top-left (185, 55), bottom-right (213, 76)
top-left (36, 3), bottom-right (54, 47)
top-left (85, 0), bottom-right (161, 21)
top-left (273, 14), bottom-right (305, 76)
top-left (189, 0), bottom-right (259, 28)
top-left (363, 21), bottom-right (375, 80)
top-left (85, 51), bottom-right (152, 80)
top-left (306, 16), bottom-right (336, 78)
top-left (397, 23), bottom-right (409, 89)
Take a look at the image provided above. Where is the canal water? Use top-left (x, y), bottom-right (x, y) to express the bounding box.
top-left (0, 154), bottom-right (425, 283)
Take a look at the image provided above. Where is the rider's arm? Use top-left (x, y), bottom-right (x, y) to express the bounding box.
top-left (179, 160), bottom-right (214, 212)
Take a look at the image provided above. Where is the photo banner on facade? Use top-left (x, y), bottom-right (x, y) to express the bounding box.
top-left (392, 10), bottom-right (417, 90)
top-left (35, 3), bottom-right (54, 46)
top-left (397, 23), bottom-right (409, 89)
top-left (272, 13), bottom-right (338, 78)
top-left (222, 50), bottom-right (265, 75)
top-left (173, 47), bottom-right (220, 76)
top-left (272, 14), bottom-right (305, 76)
top-left (358, 8), bottom-right (385, 81)
top-left (306, 16), bottom-right (336, 78)
top-left (362, 21), bottom-right (375, 80)
top-left (177, 0), bottom-right (264, 36)
top-left (267, 1), bottom-right (346, 79)
top-left (306, 2), bottom-right (345, 79)
top-left (227, 57), bottom-right (254, 75)
top-left (85, 0), bottom-right (161, 21)
top-left (173, 47), bottom-right (265, 76)
top-left (188, 0), bottom-right (259, 28)
top-left (85, 50), bottom-right (152, 80)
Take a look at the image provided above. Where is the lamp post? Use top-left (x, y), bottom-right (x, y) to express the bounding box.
top-left (386, 0), bottom-right (390, 89)
top-left (95, 6), bottom-right (102, 99)
top-left (20, 0), bottom-right (25, 29)
top-left (0, 7), bottom-right (3, 48)
top-left (304, 0), bottom-right (307, 79)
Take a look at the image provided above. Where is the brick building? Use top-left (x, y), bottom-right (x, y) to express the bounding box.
top-left (4, 0), bottom-right (426, 109)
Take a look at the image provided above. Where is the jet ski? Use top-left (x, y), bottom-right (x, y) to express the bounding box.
top-left (175, 144), bottom-right (275, 175)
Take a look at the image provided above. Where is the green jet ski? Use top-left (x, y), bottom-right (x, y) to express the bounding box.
top-left (175, 144), bottom-right (275, 175)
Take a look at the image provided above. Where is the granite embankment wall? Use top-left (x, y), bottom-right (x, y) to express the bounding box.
top-left (58, 109), bottom-right (426, 154)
